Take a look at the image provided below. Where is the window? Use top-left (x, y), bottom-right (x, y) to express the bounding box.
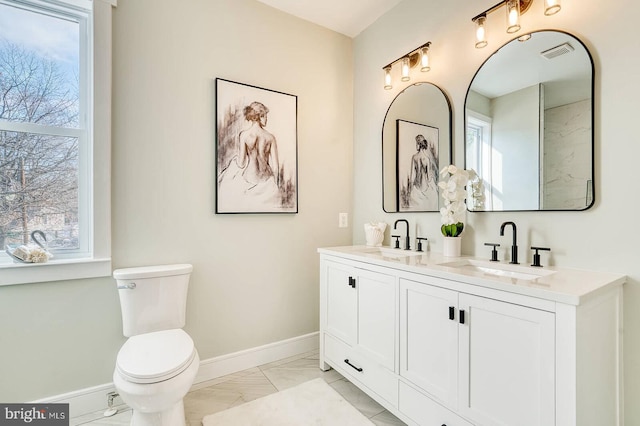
top-left (0, 0), bottom-right (113, 285)
top-left (466, 111), bottom-right (493, 210)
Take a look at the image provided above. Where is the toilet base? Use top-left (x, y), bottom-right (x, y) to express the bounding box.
top-left (131, 400), bottom-right (185, 426)
top-left (113, 349), bottom-right (199, 426)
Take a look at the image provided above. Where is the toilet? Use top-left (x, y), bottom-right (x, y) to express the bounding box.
top-left (113, 264), bottom-right (199, 426)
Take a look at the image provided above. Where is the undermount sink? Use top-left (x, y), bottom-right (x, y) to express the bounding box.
top-left (354, 246), bottom-right (424, 259)
top-left (438, 259), bottom-right (555, 281)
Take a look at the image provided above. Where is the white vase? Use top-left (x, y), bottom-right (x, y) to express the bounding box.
top-left (364, 222), bottom-right (386, 247)
top-left (443, 236), bottom-right (462, 257)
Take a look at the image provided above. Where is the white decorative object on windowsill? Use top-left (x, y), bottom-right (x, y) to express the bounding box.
top-left (5, 230), bottom-right (53, 263)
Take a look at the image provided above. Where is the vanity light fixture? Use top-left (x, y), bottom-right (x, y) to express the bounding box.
top-left (420, 45), bottom-right (431, 72)
top-left (401, 57), bottom-right (411, 81)
top-left (544, 0), bottom-right (561, 15)
top-left (384, 66), bottom-right (393, 90)
top-left (472, 0), bottom-right (561, 48)
top-left (382, 42), bottom-right (431, 90)
top-left (475, 15), bottom-right (488, 48)
top-left (505, 0), bottom-right (521, 33)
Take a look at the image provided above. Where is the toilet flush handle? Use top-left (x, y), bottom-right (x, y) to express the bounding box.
top-left (117, 282), bottom-right (136, 290)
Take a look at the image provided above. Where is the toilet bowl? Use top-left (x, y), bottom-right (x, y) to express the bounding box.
top-left (112, 264), bottom-right (198, 426)
top-left (114, 329), bottom-right (199, 426)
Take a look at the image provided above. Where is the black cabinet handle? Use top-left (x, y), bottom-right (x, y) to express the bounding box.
top-left (344, 359), bottom-right (363, 372)
top-left (348, 277), bottom-right (356, 288)
top-left (459, 310), bottom-right (466, 324)
top-left (449, 306), bottom-right (455, 321)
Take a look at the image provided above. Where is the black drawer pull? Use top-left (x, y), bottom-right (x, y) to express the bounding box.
top-left (344, 359), bottom-right (363, 372)
top-left (459, 310), bottom-right (466, 324)
top-left (449, 306), bottom-right (455, 321)
top-left (348, 277), bottom-right (356, 288)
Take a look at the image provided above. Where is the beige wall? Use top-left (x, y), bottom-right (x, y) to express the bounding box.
top-left (352, 0), bottom-right (640, 423)
top-left (3, 1), bottom-right (639, 423)
top-left (0, 0), bottom-right (353, 402)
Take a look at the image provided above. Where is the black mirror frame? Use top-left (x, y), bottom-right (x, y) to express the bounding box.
top-left (382, 82), bottom-right (454, 213)
top-left (463, 30), bottom-right (595, 212)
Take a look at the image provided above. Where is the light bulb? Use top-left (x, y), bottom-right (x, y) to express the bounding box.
top-left (475, 16), bottom-right (488, 48)
top-left (518, 33), bottom-right (532, 42)
top-left (384, 66), bottom-right (392, 90)
top-left (544, 0), bottom-right (561, 15)
top-left (506, 0), bottom-right (521, 33)
top-left (401, 57), bottom-right (410, 82)
top-left (420, 47), bottom-right (430, 72)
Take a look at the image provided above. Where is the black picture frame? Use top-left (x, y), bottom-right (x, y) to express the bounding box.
top-left (215, 78), bottom-right (298, 214)
top-left (396, 119), bottom-right (440, 212)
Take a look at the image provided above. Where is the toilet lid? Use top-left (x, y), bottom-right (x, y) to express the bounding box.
top-left (116, 329), bottom-right (196, 384)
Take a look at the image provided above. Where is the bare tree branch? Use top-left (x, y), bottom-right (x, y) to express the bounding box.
top-left (1, 41), bottom-right (79, 247)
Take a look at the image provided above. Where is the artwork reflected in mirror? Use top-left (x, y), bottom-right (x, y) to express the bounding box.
top-left (383, 83), bottom-right (452, 213)
top-left (397, 120), bottom-right (439, 211)
top-left (465, 31), bottom-right (594, 211)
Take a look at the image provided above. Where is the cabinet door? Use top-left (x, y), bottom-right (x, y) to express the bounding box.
top-left (399, 278), bottom-right (459, 407)
top-left (458, 293), bottom-right (555, 426)
top-left (325, 262), bottom-right (357, 345)
top-left (356, 269), bottom-right (396, 371)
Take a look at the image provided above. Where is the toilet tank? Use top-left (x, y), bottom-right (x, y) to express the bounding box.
top-left (113, 264), bottom-right (193, 337)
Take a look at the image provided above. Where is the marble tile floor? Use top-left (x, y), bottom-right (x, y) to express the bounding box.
top-left (71, 349), bottom-right (407, 426)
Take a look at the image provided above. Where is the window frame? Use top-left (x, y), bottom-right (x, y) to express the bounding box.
top-left (466, 110), bottom-right (494, 211)
top-left (0, 0), bottom-right (113, 286)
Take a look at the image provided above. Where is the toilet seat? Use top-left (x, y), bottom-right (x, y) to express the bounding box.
top-left (116, 329), bottom-right (196, 384)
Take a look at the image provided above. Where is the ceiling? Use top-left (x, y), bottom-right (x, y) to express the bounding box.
top-left (471, 31), bottom-right (592, 108)
top-left (255, 0), bottom-right (403, 38)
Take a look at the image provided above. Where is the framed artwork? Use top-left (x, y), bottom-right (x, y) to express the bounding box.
top-left (396, 119), bottom-right (439, 212)
top-left (215, 78), bottom-right (298, 213)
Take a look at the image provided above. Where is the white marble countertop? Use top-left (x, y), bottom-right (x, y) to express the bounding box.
top-left (318, 245), bottom-right (626, 306)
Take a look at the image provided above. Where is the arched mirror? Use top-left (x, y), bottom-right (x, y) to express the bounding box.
top-left (465, 30), bottom-right (594, 211)
top-left (382, 83), bottom-right (452, 212)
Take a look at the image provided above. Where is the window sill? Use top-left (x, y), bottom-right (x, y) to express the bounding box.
top-left (0, 258), bottom-right (112, 286)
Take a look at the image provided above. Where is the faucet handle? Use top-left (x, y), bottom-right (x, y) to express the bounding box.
top-left (391, 235), bottom-right (401, 249)
top-left (484, 243), bottom-right (500, 262)
top-left (416, 237), bottom-right (428, 252)
top-left (530, 246), bottom-right (551, 267)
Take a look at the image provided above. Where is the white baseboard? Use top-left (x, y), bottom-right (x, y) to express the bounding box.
top-left (33, 332), bottom-right (319, 419)
top-left (194, 331), bottom-right (319, 384)
top-left (32, 382), bottom-right (119, 419)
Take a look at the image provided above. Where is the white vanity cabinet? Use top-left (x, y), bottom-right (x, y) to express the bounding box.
top-left (399, 277), bottom-right (555, 426)
top-left (319, 247), bottom-right (624, 426)
top-left (399, 278), bottom-right (458, 407)
top-left (457, 292), bottom-right (555, 426)
top-left (320, 258), bottom-right (398, 405)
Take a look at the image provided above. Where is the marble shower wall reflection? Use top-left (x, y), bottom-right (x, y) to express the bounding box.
top-left (543, 99), bottom-right (592, 209)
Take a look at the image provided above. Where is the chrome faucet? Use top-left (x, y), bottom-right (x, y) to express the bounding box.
top-left (394, 219), bottom-right (411, 250)
top-left (500, 221), bottom-right (518, 264)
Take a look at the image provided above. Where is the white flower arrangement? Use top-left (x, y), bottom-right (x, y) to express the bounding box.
top-left (438, 165), bottom-right (469, 237)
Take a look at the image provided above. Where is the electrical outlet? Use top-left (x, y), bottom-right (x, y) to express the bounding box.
top-left (338, 213), bottom-right (348, 228)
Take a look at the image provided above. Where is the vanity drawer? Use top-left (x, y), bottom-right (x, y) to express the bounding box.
top-left (399, 381), bottom-right (473, 426)
top-left (324, 333), bottom-right (398, 406)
